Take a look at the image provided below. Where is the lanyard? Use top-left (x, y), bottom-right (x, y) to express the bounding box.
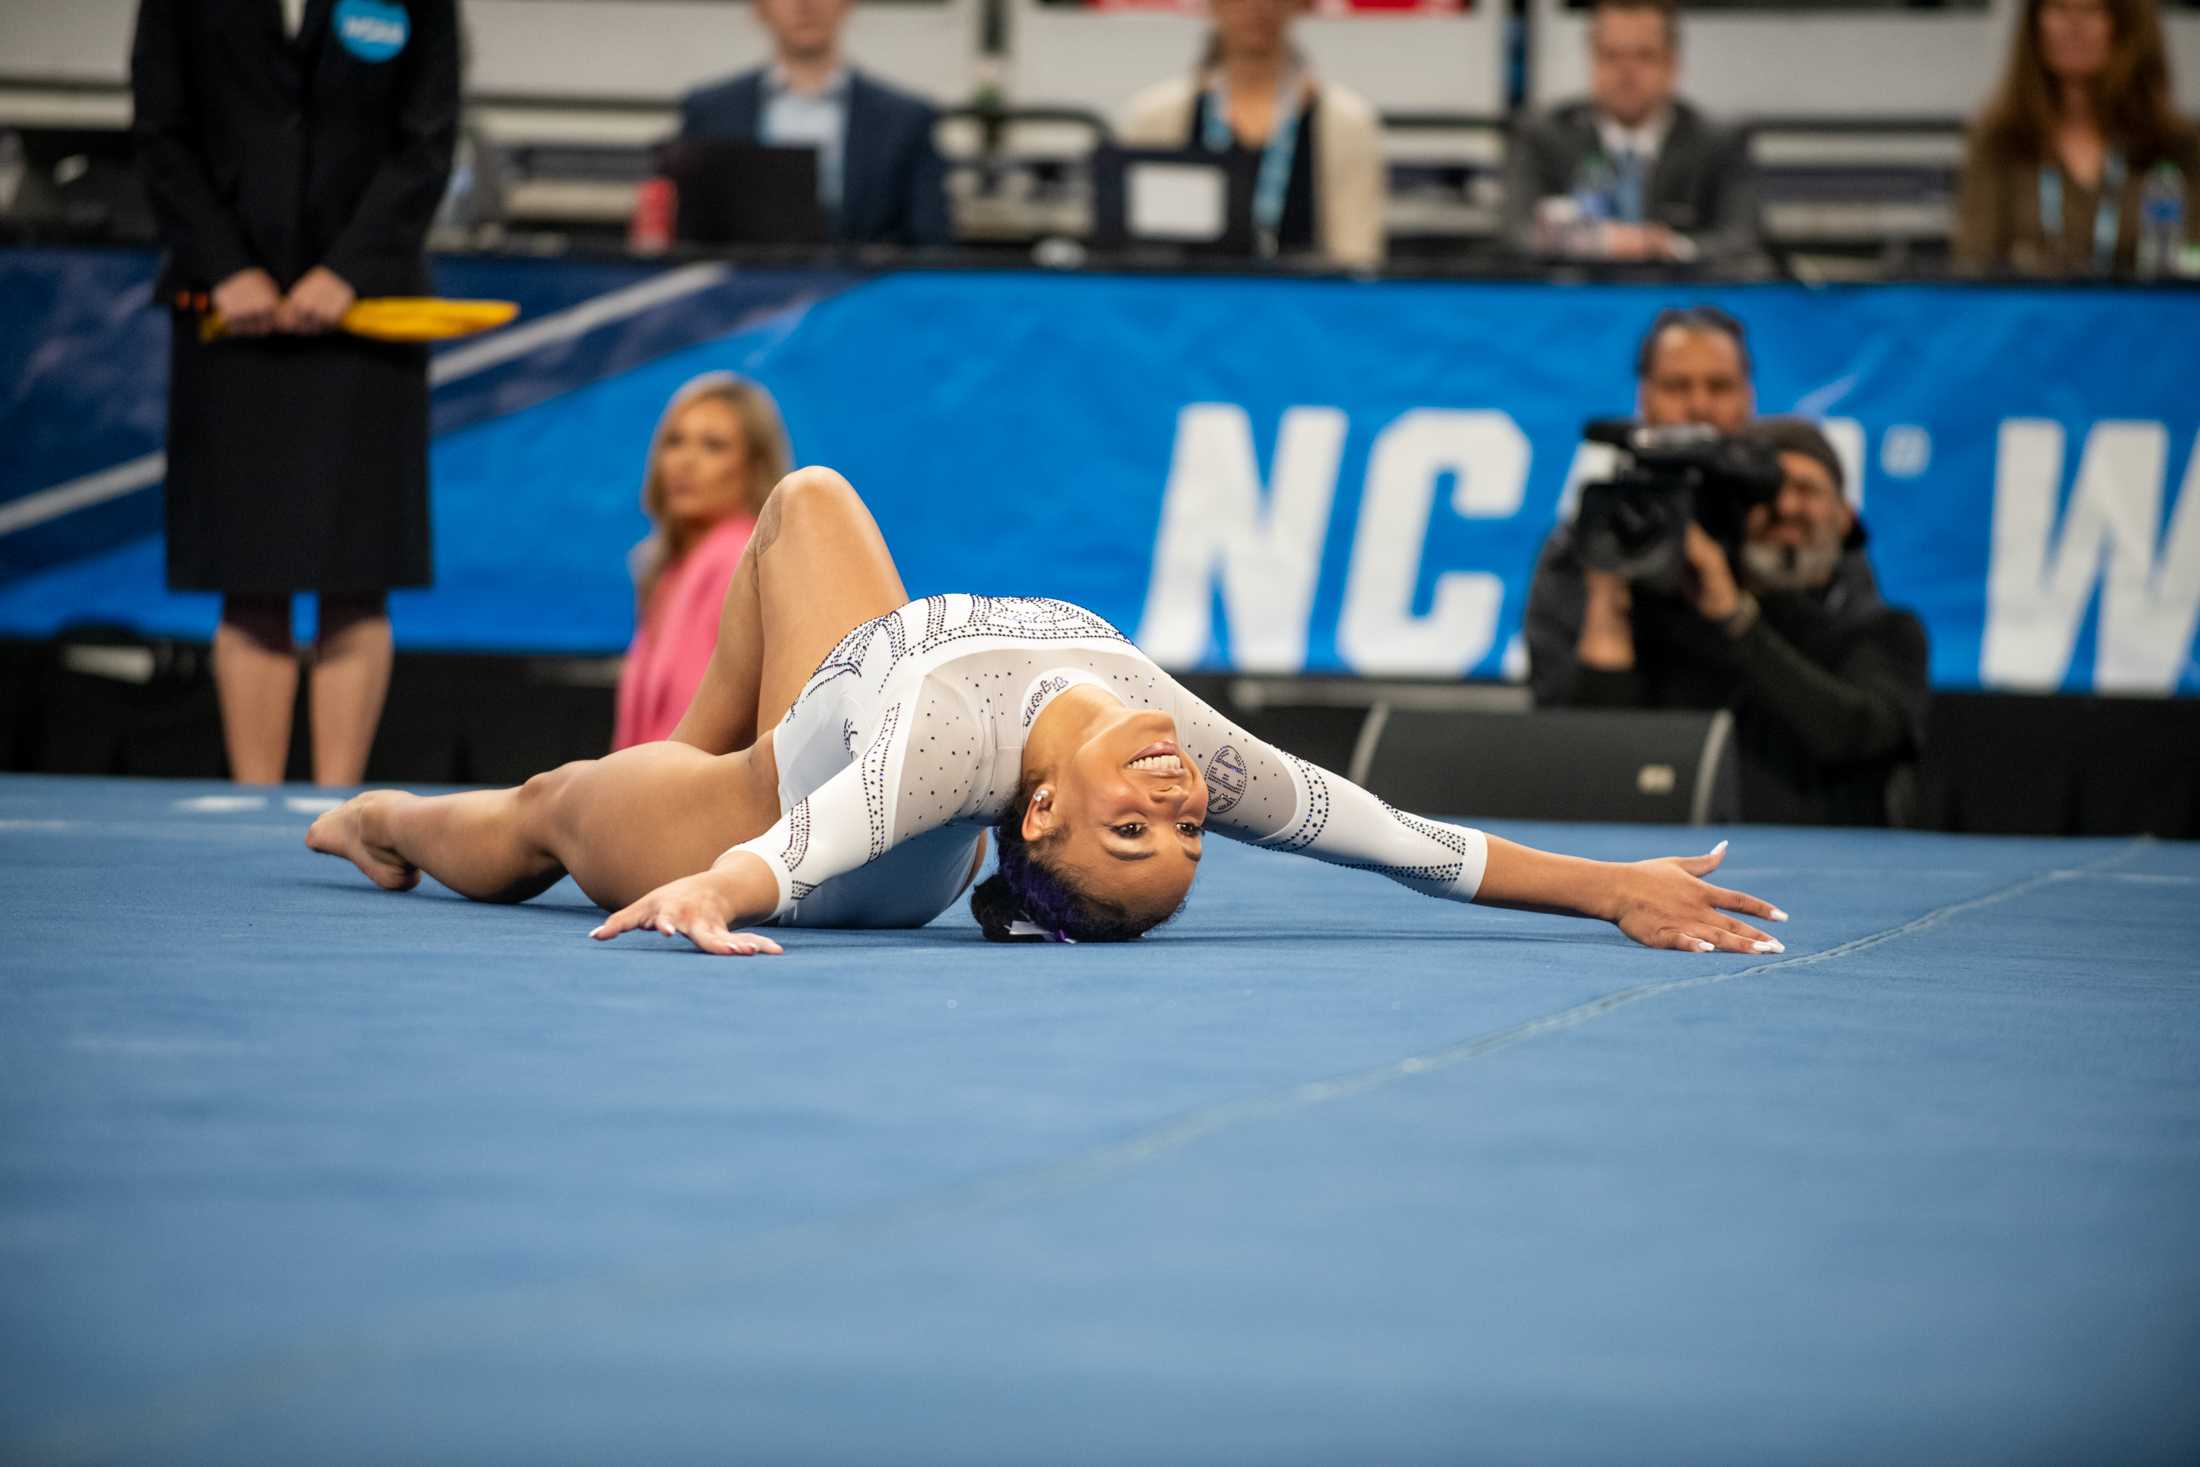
top-left (2039, 151), bottom-right (2126, 271)
top-left (1200, 69), bottom-right (1304, 257)
top-left (1608, 146), bottom-right (1647, 224)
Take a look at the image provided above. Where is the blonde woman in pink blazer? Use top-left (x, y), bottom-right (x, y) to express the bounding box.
top-left (613, 374), bottom-right (793, 750)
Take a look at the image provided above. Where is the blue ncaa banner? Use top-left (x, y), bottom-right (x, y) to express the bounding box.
top-left (2, 254), bottom-right (2196, 694)
top-left (705, 272), bottom-right (2200, 696)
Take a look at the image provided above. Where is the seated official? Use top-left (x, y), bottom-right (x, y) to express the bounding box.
top-left (1502, 0), bottom-right (1760, 266)
top-left (1630, 303), bottom-right (1754, 436)
top-left (1956, 0), bottom-right (2198, 275)
top-left (1526, 418), bottom-right (1929, 828)
top-left (614, 374), bottom-right (792, 751)
top-left (676, 0), bottom-right (948, 248)
top-left (1119, 0), bottom-right (1387, 269)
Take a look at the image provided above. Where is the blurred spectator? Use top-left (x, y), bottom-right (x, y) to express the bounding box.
top-left (1502, 0), bottom-right (1760, 265)
top-left (1119, 0), bottom-right (1387, 268)
top-left (676, 0), bottom-right (949, 247)
top-left (1956, 0), bottom-right (2198, 275)
top-left (614, 374), bottom-right (792, 751)
top-left (1627, 302), bottom-right (1755, 434)
top-left (1524, 313), bottom-right (1927, 826)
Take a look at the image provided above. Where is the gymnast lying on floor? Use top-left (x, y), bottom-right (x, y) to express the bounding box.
top-left (309, 468), bottom-right (1788, 955)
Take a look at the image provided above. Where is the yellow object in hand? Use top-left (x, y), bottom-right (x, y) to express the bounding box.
top-left (338, 297), bottom-right (520, 341)
top-left (195, 296), bottom-right (519, 343)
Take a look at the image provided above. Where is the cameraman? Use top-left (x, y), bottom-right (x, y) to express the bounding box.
top-left (1526, 408), bottom-right (1930, 827)
top-left (1528, 306), bottom-right (1754, 707)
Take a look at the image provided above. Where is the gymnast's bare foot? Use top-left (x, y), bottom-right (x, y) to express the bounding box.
top-left (306, 791), bottom-right (421, 891)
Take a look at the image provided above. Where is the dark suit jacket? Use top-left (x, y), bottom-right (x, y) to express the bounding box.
top-left (677, 67), bottom-right (949, 248)
top-left (131, 0), bottom-right (458, 297)
top-left (1502, 98), bottom-right (1761, 264)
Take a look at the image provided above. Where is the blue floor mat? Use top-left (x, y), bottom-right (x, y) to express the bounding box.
top-left (4, 774), bottom-right (2197, 1464)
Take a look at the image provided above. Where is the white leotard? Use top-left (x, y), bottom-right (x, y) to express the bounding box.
top-left (732, 595), bottom-right (1489, 922)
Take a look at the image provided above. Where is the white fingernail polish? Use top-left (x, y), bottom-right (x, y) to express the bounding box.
top-left (1694, 939), bottom-right (1715, 952)
top-left (1753, 939), bottom-right (1784, 954)
top-left (1712, 839), bottom-right (1728, 854)
top-left (1770, 908), bottom-right (1789, 922)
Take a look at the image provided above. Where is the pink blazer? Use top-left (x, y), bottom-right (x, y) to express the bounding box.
top-left (612, 515), bottom-right (754, 750)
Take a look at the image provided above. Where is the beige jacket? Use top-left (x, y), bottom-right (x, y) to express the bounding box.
top-left (1118, 75), bottom-right (1387, 270)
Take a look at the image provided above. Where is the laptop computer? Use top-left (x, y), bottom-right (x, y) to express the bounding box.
top-left (660, 139), bottom-right (829, 247)
top-left (1090, 145), bottom-right (1258, 258)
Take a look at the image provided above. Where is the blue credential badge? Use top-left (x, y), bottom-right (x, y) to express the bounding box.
top-left (334, 0), bottom-right (409, 62)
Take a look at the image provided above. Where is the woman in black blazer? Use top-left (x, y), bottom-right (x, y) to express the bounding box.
top-left (132, 0), bottom-right (457, 785)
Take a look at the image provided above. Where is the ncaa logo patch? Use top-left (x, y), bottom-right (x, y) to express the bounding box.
top-left (334, 0), bottom-right (409, 62)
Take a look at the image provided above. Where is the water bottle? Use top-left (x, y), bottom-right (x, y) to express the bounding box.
top-left (1574, 154), bottom-right (1615, 224)
top-left (2136, 161), bottom-right (2185, 280)
top-left (629, 176), bottom-right (676, 254)
top-left (1567, 155), bottom-right (1615, 257)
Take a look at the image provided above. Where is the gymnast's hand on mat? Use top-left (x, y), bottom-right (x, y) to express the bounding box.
top-left (278, 265), bottom-right (356, 335)
top-left (212, 268), bottom-right (283, 336)
top-left (1611, 840), bottom-right (1788, 955)
top-left (589, 866), bottom-right (785, 956)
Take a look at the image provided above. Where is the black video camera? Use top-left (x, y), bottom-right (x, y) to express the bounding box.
top-left (1573, 420), bottom-right (1784, 597)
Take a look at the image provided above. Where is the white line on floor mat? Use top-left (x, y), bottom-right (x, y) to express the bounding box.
top-left (172, 795), bottom-right (268, 813)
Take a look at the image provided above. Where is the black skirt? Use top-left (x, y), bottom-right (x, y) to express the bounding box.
top-left (164, 312), bottom-right (433, 595)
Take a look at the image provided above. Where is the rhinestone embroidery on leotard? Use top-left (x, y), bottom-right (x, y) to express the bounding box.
top-left (1381, 802), bottom-right (1474, 860)
top-left (801, 603), bottom-right (910, 706)
top-left (860, 701), bottom-right (902, 861)
top-left (781, 798), bottom-right (811, 871)
top-left (882, 597), bottom-right (1127, 679)
top-left (1273, 753), bottom-right (1332, 852)
top-left (1021, 674), bottom-right (1072, 729)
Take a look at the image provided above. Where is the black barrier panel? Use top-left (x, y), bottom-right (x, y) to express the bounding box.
top-left (1920, 693), bottom-right (2200, 840)
top-left (7, 637), bottom-right (613, 786)
top-left (6, 638), bottom-right (2195, 838)
top-left (1362, 705), bottom-right (1741, 826)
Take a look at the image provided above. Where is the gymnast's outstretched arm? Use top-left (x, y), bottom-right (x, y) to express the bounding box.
top-left (1236, 756), bottom-right (1786, 954)
top-left (1470, 834), bottom-right (1786, 954)
top-left (1164, 683), bottom-right (1788, 955)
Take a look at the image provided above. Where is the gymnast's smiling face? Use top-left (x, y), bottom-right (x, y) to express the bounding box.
top-left (1024, 692), bottom-right (1210, 924)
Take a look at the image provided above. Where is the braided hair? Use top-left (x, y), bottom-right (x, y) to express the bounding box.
top-left (968, 774), bottom-right (1177, 943)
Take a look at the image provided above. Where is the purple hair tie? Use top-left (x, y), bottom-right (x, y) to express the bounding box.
top-left (994, 834), bottom-right (1085, 942)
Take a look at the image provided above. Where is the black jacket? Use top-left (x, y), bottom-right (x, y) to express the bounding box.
top-left (1502, 98), bottom-right (1762, 264)
top-left (677, 67), bottom-right (949, 248)
top-left (1525, 524), bottom-right (1930, 827)
top-left (131, 0), bottom-right (459, 298)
